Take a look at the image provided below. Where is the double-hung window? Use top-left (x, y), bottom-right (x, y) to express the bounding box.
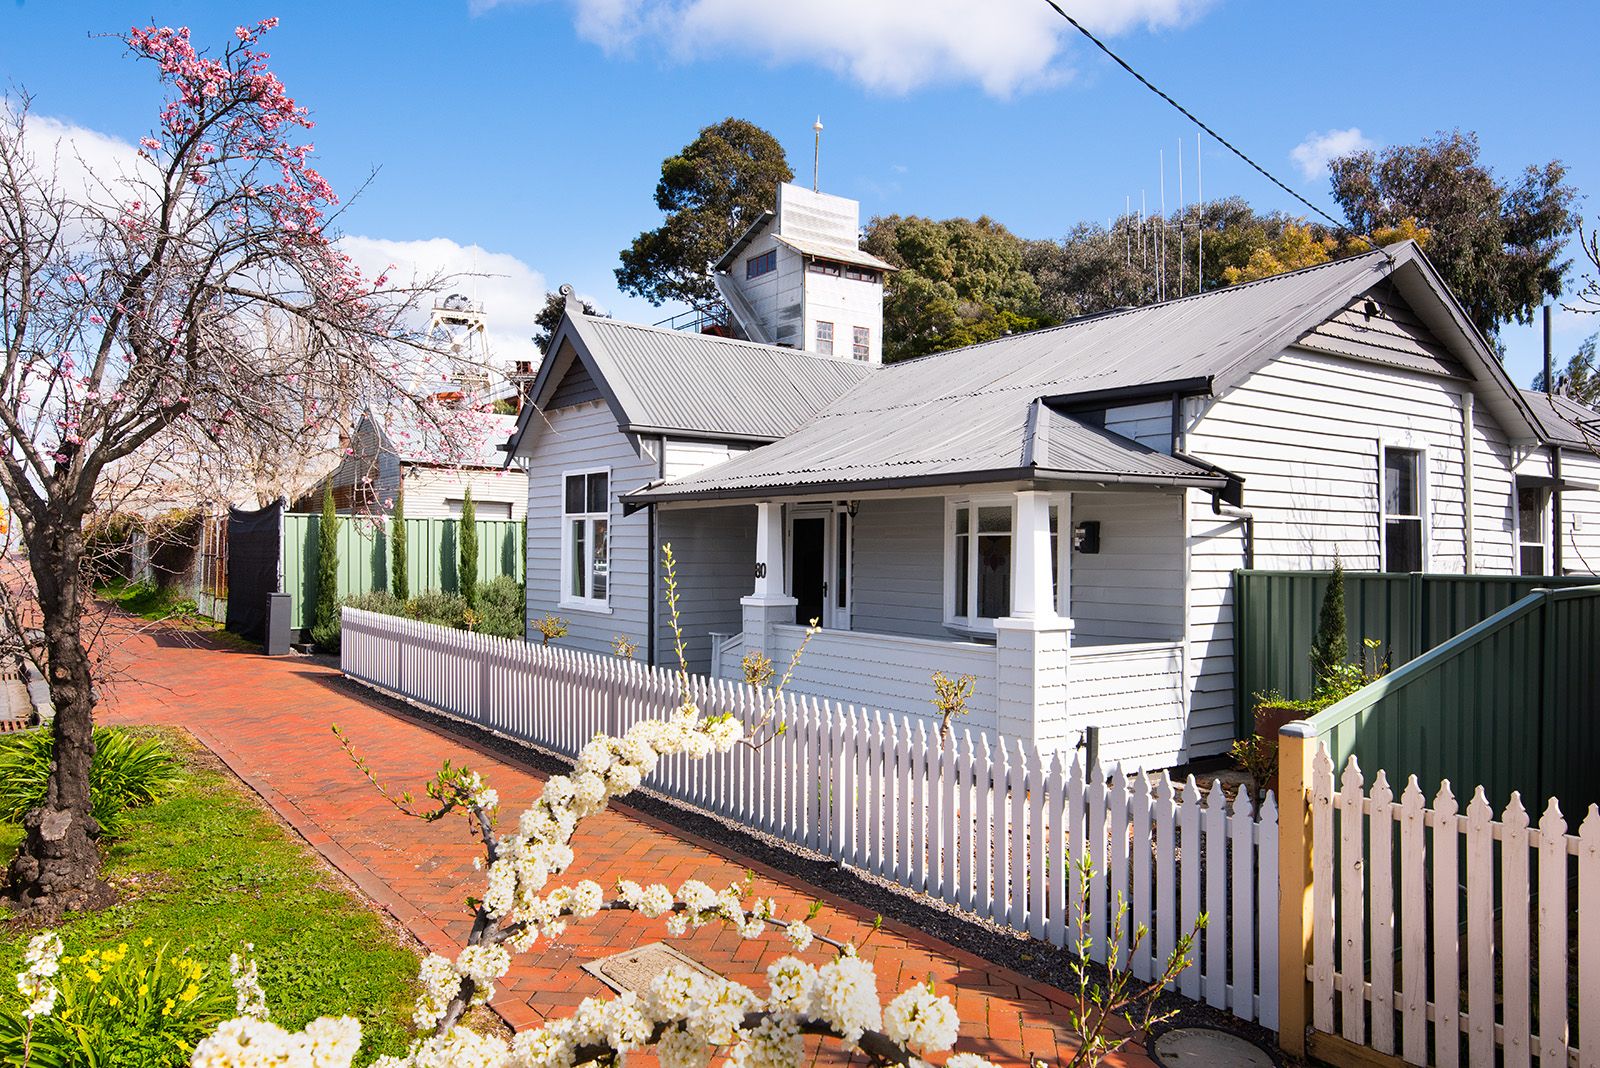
top-left (852, 326), bottom-right (870, 361)
top-left (948, 501), bottom-right (1013, 628)
top-left (562, 470), bottom-right (609, 607)
top-left (815, 321), bottom-right (834, 356)
top-left (1381, 447), bottom-right (1425, 572)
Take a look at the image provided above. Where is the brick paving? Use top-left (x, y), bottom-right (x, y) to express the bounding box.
top-left (100, 624), bottom-right (1154, 1067)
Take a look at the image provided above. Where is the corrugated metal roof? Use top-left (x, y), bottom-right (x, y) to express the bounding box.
top-left (772, 234), bottom-right (898, 272)
top-left (568, 315), bottom-right (874, 440)
top-left (381, 408), bottom-right (518, 468)
top-left (627, 398), bottom-right (1221, 502)
top-left (1521, 389), bottom-right (1600, 450)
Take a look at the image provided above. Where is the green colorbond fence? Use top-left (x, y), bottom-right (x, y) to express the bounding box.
top-left (282, 513), bottom-right (523, 631)
top-left (1233, 569), bottom-right (1600, 736)
top-left (1303, 585), bottom-right (1600, 815)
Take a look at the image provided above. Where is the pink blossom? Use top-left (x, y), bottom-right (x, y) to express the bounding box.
top-left (139, 137), bottom-right (161, 151)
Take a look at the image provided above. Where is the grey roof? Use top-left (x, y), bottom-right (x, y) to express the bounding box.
top-left (1521, 389), bottom-right (1600, 450)
top-left (771, 233), bottom-right (897, 272)
top-left (626, 399), bottom-right (1223, 503)
top-left (509, 313), bottom-right (874, 453)
top-left (625, 242), bottom-right (1545, 503)
top-left (712, 211), bottom-right (776, 273)
top-left (378, 408), bottom-right (519, 468)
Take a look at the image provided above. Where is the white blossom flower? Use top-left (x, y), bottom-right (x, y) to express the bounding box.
top-left (765, 956), bottom-right (817, 1014)
top-left (784, 922), bottom-right (814, 952)
top-left (570, 880), bottom-right (605, 918)
top-left (664, 913), bottom-right (689, 937)
top-left (809, 955), bottom-right (882, 1043)
top-left (16, 931), bottom-right (63, 1021)
top-left (729, 1013), bottom-right (803, 1068)
top-left (637, 883), bottom-right (673, 918)
top-left (395, 1024), bottom-right (513, 1068)
top-left (945, 1055), bottom-right (1001, 1068)
top-left (657, 1024), bottom-right (713, 1068)
top-left (511, 1024), bottom-right (575, 1068)
top-left (413, 954), bottom-right (463, 1030)
top-left (883, 985), bottom-right (959, 1053)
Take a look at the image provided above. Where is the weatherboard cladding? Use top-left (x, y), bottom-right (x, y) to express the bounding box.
top-left (570, 315), bottom-right (872, 440)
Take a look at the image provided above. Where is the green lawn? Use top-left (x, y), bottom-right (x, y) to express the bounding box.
top-left (0, 730), bottom-right (420, 1062)
top-left (94, 580), bottom-right (213, 624)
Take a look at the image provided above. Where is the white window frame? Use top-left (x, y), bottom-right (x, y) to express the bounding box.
top-left (1517, 484), bottom-right (1549, 576)
top-left (945, 494), bottom-right (1073, 634)
top-left (1378, 442), bottom-right (1429, 573)
top-left (852, 325), bottom-right (870, 361)
top-left (559, 466), bottom-right (612, 612)
top-left (815, 320), bottom-right (834, 356)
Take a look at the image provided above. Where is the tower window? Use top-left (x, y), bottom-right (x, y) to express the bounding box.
top-left (815, 321), bottom-right (834, 356)
top-left (745, 250), bottom-right (776, 279)
top-left (845, 267), bottom-right (879, 282)
top-left (806, 260), bottom-right (842, 277)
top-left (852, 326), bottom-right (870, 361)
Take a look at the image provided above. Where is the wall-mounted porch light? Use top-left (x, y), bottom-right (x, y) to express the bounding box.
top-left (845, 500), bottom-right (860, 518)
top-left (1073, 520), bottom-right (1101, 554)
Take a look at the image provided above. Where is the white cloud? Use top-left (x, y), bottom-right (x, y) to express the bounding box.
top-left (1290, 127), bottom-right (1375, 181)
top-left (9, 108), bottom-right (153, 207)
top-left (338, 235), bottom-right (549, 370)
top-left (474, 0), bottom-right (1213, 96)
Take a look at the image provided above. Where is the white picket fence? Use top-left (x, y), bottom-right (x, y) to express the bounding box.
top-left (340, 608), bottom-right (1280, 1026)
top-left (1310, 748), bottom-right (1598, 1066)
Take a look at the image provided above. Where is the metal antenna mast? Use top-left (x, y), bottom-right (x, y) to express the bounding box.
top-left (1196, 130), bottom-right (1204, 293)
top-left (812, 116), bottom-right (824, 192)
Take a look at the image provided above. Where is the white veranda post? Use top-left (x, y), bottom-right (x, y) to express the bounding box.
top-left (742, 501), bottom-right (798, 656)
top-left (993, 489), bottom-right (1074, 750)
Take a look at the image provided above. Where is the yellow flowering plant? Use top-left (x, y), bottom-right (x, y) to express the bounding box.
top-left (0, 936), bottom-right (234, 1067)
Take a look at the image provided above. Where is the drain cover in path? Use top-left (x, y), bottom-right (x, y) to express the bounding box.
top-left (1151, 1027), bottom-right (1275, 1068)
top-left (581, 942), bottom-right (721, 996)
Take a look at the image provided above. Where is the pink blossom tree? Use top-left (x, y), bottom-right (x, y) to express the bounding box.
top-left (0, 20), bottom-right (456, 911)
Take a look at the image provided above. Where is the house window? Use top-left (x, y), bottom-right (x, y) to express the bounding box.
top-left (1381, 447), bottom-right (1425, 572)
top-left (1518, 486), bottom-right (1547, 576)
top-left (948, 501), bottom-right (1012, 626)
top-left (806, 260), bottom-right (842, 277)
top-left (845, 267), bottom-right (879, 283)
top-left (446, 498), bottom-right (512, 520)
top-left (562, 470), bottom-right (609, 607)
top-left (852, 326), bottom-right (870, 361)
top-left (815, 321), bottom-right (834, 356)
top-left (746, 249), bottom-right (776, 279)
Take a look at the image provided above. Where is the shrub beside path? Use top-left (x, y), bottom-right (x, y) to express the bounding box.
top-left (100, 623), bottom-right (1156, 1067)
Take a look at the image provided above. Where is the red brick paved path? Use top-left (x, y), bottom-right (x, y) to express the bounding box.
top-left (101, 625), bottom-right (1154, 1067)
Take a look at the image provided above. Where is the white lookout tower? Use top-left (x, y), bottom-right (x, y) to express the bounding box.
top-left (429, 292), bottom-right (495, 404)
top-left (710, 183), bottom-right (893, 363)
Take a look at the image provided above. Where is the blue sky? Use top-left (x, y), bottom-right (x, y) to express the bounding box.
top-left (3, 0), bottom-right (1597, 385)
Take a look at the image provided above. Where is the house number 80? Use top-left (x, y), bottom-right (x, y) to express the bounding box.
top-left (754, 562), bottom-right (767, 579)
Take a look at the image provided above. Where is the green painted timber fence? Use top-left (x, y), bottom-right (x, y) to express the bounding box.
top-left (282, 513), bottom-right (523, 631)
top-left (1301, 584), bottom-right (1600, 815)
top-left (1232, 569), bottom-right (1600, 736)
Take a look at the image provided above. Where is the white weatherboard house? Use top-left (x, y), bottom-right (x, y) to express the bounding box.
top-left (505, 185), bottom-right (1599, 769)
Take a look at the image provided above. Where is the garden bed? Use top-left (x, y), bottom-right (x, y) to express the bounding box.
top-left (0, 728), bottom-right (422, 1063)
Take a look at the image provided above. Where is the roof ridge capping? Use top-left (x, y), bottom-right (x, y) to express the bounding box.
top-left (579, 311), bottom-right (878, 367)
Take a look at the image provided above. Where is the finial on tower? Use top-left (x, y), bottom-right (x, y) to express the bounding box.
top-left (559, 283), bottom-right (578, 309)
top-left (812, 116), bottom-right (824, 192)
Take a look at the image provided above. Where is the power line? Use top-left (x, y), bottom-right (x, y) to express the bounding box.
top-left (1040, 0), bottom-right (1355, 237)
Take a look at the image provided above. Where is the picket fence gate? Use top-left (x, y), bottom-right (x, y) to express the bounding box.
top-left (1302, 747), bottom-right (1598, 1067)
top-left (340, 608), bottom-right (1281, 1026)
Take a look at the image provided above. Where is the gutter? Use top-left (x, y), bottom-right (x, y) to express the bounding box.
top-left (1041, 377), bottom-right (1214, 411)
top-left (621, 464), bottom-right (1228, 513)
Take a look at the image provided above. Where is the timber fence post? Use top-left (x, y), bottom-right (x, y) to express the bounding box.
top-left (1278, 720), bottom-right (1317, 1056)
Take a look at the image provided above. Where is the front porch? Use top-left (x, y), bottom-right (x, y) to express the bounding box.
top-left (679, 485), bottom-right (1193, 769)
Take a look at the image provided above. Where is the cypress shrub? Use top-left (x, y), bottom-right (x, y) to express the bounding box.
top-left (310, 483), bottom-right (342, 651)
top-left (459, 486), bottom-right (478, 606)
top-left (390, 488), bottom-right (408, 600)
top-left (1309, 556), bottom-right (1349, 695)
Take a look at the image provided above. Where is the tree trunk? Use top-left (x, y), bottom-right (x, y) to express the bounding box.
top-left (5, 520), bottom-right (112, 913)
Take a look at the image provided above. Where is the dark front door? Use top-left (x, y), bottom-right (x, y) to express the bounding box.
top-left (791, 516), bottom-right (826, 626)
